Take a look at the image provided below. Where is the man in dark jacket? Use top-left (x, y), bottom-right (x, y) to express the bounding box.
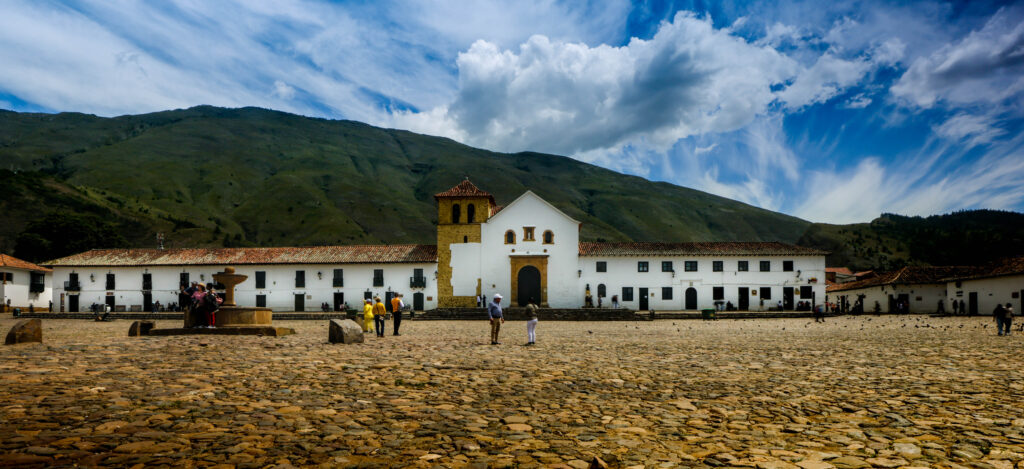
top-left (994, 303), bottom-right (1007, 336)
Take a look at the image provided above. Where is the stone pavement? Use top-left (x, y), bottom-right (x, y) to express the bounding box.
top-left (1, 316), bottom-right (1022, 468)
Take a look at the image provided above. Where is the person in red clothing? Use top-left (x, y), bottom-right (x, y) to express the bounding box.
top-left (203, 283), bottom-right (223, 328)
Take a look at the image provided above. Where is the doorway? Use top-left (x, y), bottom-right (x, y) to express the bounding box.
top-left (639, 287), bottom-right (649, 310)
top-left (413, 292), bottom-right (424, 311)
top-left (517, 265), bottom-right (542, 307)
top-left (968, 292), bottom-right (978, 315)
top-left (143, 292), bottom-right (152, 311)
top-left (783, 287), bottom-right (794, 310)
top-left (294, 294), bottom-right (305, 312)
top-left (738, 287), bottom-right (749, 310)
top-left (333, 292), bottom-right (344, 312)
top-left (385, 291), bottom-right (395, 312)
top-left (105, 295), bottom-right (115, 310)
top-left (68, 295), bottom-right (79, 313)
top-left (685, 287), bottom-right (697, 310)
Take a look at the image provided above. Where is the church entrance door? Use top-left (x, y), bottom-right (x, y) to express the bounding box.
top-left (517, 266), bottom-right (542, 307)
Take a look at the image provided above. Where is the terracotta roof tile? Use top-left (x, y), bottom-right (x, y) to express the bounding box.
top-left (825, 267), bottom-right (853, 275)
top-left (44, 245), bottom-right (437, 267)
top-left (944, 257), bottom-right (1024, 281)
top-left (434, 179), bottom-right (496, 204)
top-left (827, 265), bottom-right (982, 292)
top-left (0, 254), bottom-right (52, 272)
top-left (578, 241), bottom-right (828, 256)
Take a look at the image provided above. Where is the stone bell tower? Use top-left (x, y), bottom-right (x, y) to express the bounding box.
top-left (434, 179), bottom-right (494, 307)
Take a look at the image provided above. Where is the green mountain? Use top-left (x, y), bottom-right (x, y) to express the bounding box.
top-left (1, 105), bottom-right (1021, 269)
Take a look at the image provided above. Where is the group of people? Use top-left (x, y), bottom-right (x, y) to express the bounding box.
top-left (994, 303), bottom-right (1015, 336)
top-left (361, 294), bottom-right (407, 337)
top-left (486, 293), bottom-right (539, 345)
top-left (178, 282), bottom-right (223, 328)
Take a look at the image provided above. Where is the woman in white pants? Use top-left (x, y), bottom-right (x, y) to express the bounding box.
top-left (526, 298), bottom-right (539, 346)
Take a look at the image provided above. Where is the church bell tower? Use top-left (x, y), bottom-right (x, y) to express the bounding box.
top-left (434, 179), bottom-right (494, 307)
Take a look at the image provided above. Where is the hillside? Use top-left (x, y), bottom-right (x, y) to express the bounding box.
top-left (1, 105), bottom-right (1021, 270)
top-left (797, 211), bottom-right (1024, 271)
top-left (0, 106), bottom-right (809, 261)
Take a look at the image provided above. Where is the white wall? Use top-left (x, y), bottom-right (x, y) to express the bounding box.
top-left (51, 263), bottom-right (438, 312)
top-left (580, 256), bottom-right (826, 311)
top-left (829, 283), bottom-right (946, 313)
top-left (479, 192), bottom-right (580, 308)
top-left (0, 268), bottom-right (52, 309)
top-left (450, 243), bottom-right (481, 297)
top-left (947, 274), bottom-right (1024, 315)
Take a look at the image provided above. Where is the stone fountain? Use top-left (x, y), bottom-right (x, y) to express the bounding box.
top-left (207, 267), bottom-right (273, 327)
top-left (141, 266), bottom-right (293, 337)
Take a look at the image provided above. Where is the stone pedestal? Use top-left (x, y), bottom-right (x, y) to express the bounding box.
top-left (216, 307), bottom-right (273, 326)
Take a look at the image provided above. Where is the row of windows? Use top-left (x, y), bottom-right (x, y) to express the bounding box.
top-left (616, 285), bottom-right (814, 301)
top-left (505, 228), bottom-right (554, 244)
top-left (596, 260), bottom-right (797, 273)
top-left (69, 268), bottom-right (427, 290)
top-left (450, 203), bottom-right (478, 224)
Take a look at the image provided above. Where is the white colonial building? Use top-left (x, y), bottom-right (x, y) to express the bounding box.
top-left (46, 180), bottom-right (828, 312)
top-left (1, 253), bottom-right (52, 311)
top-left (945, 257), bottom-right (1024, 316)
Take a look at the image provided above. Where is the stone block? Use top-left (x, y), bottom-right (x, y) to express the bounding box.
top-left (329, 319), bottom-right (364, 344)
top-left (5, 319), bottom-right (42, 345)
top-left (128, 320), bottom-right (156, 336)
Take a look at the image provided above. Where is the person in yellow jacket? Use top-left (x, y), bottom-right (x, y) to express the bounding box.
top-left (372, 297), bottom-right (387, 337)
top-left (362, 299), bottom-right (374, 333)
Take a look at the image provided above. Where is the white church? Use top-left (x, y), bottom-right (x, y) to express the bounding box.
top-left (45, 180), bottom-right (828, 313)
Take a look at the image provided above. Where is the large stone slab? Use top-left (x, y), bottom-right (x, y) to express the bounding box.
top-left (5, 319), bottom-right (42, 345)
top-left (329, 319), bottom-right (364, 344)
top-left (128, 320), bottom-right (155, 336)
top-left (146, 326), bottom-right (295, 337)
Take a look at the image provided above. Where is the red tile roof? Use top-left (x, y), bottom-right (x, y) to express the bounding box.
top-left (0, 254), bottom-right (52, 272)
top-left (44, 245), bottom-right (438, 267)
top-left (578, 241), bottom-right (828, 256)
top-left (827, 265), bottom-right (982, 292)
top-left (945, 257), bottom-right (1024, 281)
top-left (825, 267), bottom-right (853, 275)
top-left (434, 179), bottom-right (496, 204)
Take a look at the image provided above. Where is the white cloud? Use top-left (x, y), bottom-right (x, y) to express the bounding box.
top-left (891, 6), bottom-right (1024, 108)
top-left (934, 112), bottom-right (1006, 147)
top-left (393, 12), bottom-right (799, 156)
top-left (841, 94), bottom-right (873, 109)
top-left (272, 81), bottom-right (296, 100)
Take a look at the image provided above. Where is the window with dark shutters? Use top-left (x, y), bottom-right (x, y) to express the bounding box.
top-left (333, 269), bottom-right (344, 287)
top-left (295, 270), bottom-right (305, 288)
top-left (622, 287), bottom-right (634, 301)
top-left (255, 271), bottom-right (266, 289)
top-left (106, 273), bottom-right (115, 290)
top-left (373, 269), bottom-right (384, 287)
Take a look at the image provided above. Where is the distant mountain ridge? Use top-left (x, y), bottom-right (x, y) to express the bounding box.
top-left (0, 105), bottom-right (1020, 269)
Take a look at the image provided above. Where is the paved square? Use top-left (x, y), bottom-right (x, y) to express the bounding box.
top-left (1, 316), bottom-right (1022, 468)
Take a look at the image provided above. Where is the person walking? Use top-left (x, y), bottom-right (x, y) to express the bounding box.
top-left (952, 299), bottom-right (959, 315)
top-left (362, 299), bottom-right (374, 333)
top-left (488, 293), bottom-right (504, 345)
top-left (611, 294), bottom-right (619, 309)
top-left (813, 304), bottom-right (825, 323)
top-left (373, 297), bottom-right (387, 337)
top-left (994, 303), bottom-right (1008, 336)
top-left (960, 299), bottom-right (967, 316)
top-left (525, 297), bottom-right (539, 345)
top-left (1003, 303), bottom-right (1014, 336)
top-left (391, 294), bottom-right (404, 336)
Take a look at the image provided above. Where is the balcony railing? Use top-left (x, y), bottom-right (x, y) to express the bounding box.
top-left (333, 278), bottom-right (344, 287)
top-left (142, 281), bottom-right (153, 291)
top-left (30, 282), bottom-right (45, 293)
top-left (410, 276), bottom-right (426, 288)
top-left (64, 280), bottom-right (81, 291)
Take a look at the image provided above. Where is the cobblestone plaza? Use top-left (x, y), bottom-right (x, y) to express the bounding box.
top-left (2, 317), bottom-right (1023, 468)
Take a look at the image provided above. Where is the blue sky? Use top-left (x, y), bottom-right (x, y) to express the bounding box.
top-left (1, 0), bottom-right (1022, 223)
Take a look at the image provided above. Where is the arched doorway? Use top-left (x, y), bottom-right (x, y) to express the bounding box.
top-left (517, 266), bottom-right (542, 307)
top-left (685, 287), bottom-right (697, 310)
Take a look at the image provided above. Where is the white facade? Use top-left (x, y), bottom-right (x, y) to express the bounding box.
top-left (946, 274), bottom-right (1024, 316)
top-left (0, 266), bottom-right (52, 310)
top-left (51, 263), bottom-right (436, 312)
top-left (475, 192), bottom-right (581, 308)
top-left (580, 256), bottom-right (826, 311)
top-left (829, 283), bottom-right (947, 314)
top-left (47, 185), bottom-right (829, 313)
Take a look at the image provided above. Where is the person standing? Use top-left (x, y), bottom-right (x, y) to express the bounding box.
top-left (960, 299), bottom-right (967, 316)
top-left (611, 294), bottom-right (619, 309)
top-left (952, 299), bottom-right (959, 315)
top-left (373, 297), bottom-right (387, 337)
top-left (476, 294), bottom-right (482, 308)
top-left (362, 299), bottom-right (374, 333)
top-left (937, 299), bottom-right (945, 315)
top-left (488, 293), bottom-right (504, 345)
top-left (1005, 303), bottom-right (1014, 335)
top-left (525, 297), bottom-right (539, 346)
top-left (204, 284), bottom-right (223, 328)
top-left (391, 294), bottom-right (404, 336)
top-left (813, 304), bottom-right (824, 323)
